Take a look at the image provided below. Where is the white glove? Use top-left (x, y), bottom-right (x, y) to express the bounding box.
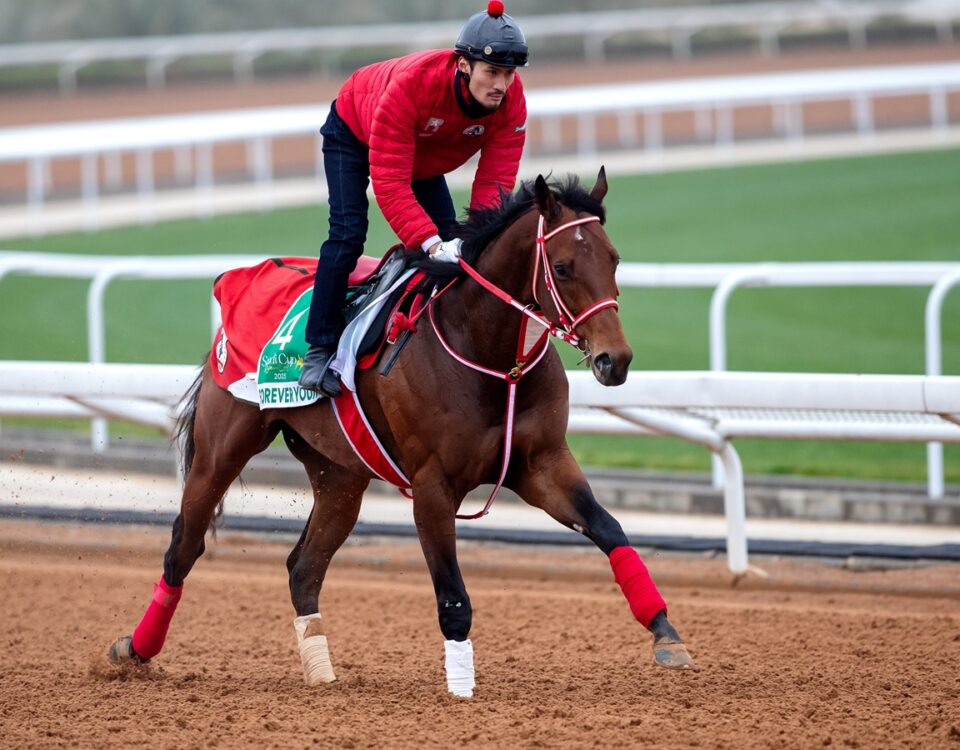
top-left (429, 238), bottom-right (463, 264)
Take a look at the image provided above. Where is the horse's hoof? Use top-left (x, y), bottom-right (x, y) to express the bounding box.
top-left (653, 640), bottom-right (695, 670)
top-left (108, 635), bottom-right (146, 664)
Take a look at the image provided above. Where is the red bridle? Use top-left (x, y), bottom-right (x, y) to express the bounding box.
top-left (532, 214), bottom-right (620, 347)
top-left (457, 213), bottom-right (619, 349)
top-left (430, 212), bottom-right (621, 519)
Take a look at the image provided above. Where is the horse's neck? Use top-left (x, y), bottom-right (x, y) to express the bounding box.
top-left (435, 212), bottom-right (538, 368)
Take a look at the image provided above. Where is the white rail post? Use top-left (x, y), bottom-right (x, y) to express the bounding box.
top-left (104, 151), bottom-right (123, 190)
top-left (58, 59), bottom-right (81, 93)
top-left (583, 33), bottom-right (606, 64)
top-left (694, 107), bottom-right (712, 142)
top-left (670, 28), bottom-right (692, 60)
top-left (930, 87), bottom-right (948, 133)
top-left (577, 112), bottom-right (597, 160)
top-left (853, 92), bottom-right (875, 143)
top-left (709, 268), bottom-right (769, 488)
top-left (135, 149), bottom-right (156, 225)
top-left (719, 442), bottom-right (748, 574)
top-left (146, 56), bottom-right (171, 89)
top-left (87, 265), bottom-right (132, 452)
top-left (174, 145), bottom-right (193, 184)
top-left (195, 143), bottom-right (214, 218)
top-left (759, 25), bottom-right (780, 57)
top-left (643, 108), bottom-right (663, 151)
top-left (27, 158), bottom-right (46, 237)
top-left (925, 269), bottom-right (960, 499)
top-left (784, 99), bottom-right (804, 145)
top-left (616, 110), bottom-right (639, 149)
top-left (81, 153), bottom-right (100, 232)
top-left (715, 105), bottom-right (734, 149)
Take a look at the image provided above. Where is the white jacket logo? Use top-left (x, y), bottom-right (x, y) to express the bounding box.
top-left (462, 125), bottom-right (485, 137)
top-left (419, 118), bottom-right (444, 136)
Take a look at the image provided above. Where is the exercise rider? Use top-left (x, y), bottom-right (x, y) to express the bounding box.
top-left (299, 1), bottom-right (529, 396)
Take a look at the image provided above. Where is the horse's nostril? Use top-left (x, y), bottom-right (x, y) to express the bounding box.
top-left (594, 353), bottom-right (612, 376)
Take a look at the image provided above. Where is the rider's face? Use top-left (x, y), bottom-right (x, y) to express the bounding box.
top-left (458, 58), bottom-right (516, 111)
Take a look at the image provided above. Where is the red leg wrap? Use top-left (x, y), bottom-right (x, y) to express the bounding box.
top-left (609, 546), bottom-right (666, 628)
top-left (131, 576), bottom-right (183, 659)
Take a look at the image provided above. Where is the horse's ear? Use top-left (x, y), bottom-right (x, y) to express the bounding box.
top-left (534, 174), bottom-right (559, 219)
top-left (590, 166), bottom-right (608, 202)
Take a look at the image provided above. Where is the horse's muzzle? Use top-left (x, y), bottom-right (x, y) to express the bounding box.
top-left (592, 349), bottom-right (632, 386)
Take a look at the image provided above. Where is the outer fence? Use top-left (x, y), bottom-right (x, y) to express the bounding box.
top-left (0, 1), bottom-right (957, 91)
top-left (1, 252), bottom-right (958, 496)
top-left (2, 62), bottom-right (959, 235)
top-left (2, 361), bottom-right (958, 574)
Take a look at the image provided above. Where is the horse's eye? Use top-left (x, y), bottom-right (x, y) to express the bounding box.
top-left (553, 262), bottom-right (571, 280)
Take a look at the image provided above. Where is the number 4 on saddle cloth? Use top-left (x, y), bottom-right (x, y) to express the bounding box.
top-left (210, 247), bottom-right (423, 489)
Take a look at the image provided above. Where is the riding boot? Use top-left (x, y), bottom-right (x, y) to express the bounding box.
top-left (298, 343), bottom-right (342, 397)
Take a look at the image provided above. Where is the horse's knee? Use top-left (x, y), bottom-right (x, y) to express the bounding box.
top-left (438, 597), bottom-right (472, 641)
top-left (162, 514), bottom-right (207, 586)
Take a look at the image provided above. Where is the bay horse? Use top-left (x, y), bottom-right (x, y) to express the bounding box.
top-left (109, 169), bottom-right (694, 696)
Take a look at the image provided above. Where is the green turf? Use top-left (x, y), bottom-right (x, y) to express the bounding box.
top-left (2, 148), bottom-right (959, 482)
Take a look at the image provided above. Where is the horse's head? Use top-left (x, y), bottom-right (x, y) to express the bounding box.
top-left (532, 168), bottom-right (633, 386)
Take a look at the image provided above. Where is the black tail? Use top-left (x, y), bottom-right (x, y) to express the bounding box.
top-left (174, 365), bottom-right (205, 483)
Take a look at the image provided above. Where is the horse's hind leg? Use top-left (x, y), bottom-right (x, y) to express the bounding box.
top-left (511, 447), bottom-right (694, 670)
top-left (110, 371), bottom-right (276, 664)
top-left (283, 428), bottom-right (368, 685)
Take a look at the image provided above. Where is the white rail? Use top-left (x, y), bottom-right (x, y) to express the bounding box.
top-left (704, 263), bottom-right (960, 498)
top-left (1, 252), bottom-right (958, 497)
top-left (1, 1), bottom-right (957, 91)
top-left (2, 62), bottom-right (958, 236)
top-left (2, 361), bottom-right (958, 573)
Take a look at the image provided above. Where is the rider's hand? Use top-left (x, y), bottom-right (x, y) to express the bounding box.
top-left (428, 238), bottom-right (463, 264)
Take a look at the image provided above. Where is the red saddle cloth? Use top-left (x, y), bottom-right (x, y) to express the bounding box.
top-left (208, 254), bottom-right (412, 491)
top-left (210, 255), bottom-right (380, 396)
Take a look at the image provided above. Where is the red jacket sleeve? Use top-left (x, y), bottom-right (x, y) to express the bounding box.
top-left (367, 72), bottom-right (439, 250)
top-left (470, 89), bottom-right (527, 212)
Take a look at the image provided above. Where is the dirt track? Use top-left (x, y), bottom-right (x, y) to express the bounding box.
top-left (2, 519), bottom-right (959, 749)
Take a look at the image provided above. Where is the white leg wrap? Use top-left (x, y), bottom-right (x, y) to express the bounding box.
top-left (443, 639), bottom-right (475, 698)
top-left (294, 613), bottom-right (336, 685)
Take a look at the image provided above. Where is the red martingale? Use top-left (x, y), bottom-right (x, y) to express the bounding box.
top-left (131, 576), bottom-right (183, 659)
top-left (609, 547), bottom-right (667, 628)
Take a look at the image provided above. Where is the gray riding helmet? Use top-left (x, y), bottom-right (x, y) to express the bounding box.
top-left (454, 1), bottom-right (529, 68)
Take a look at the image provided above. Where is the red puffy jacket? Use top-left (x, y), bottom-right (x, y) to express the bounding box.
top-left (334, 49), bottom-right (527, 249)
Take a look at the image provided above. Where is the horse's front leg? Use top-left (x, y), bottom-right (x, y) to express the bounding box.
top-left (411, 477), bottom-right (475, 697)
top-left (511, 446), bottom-right (694, 670)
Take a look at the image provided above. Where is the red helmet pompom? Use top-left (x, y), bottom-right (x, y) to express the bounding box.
top-left (487, 0), bottom-right (505, 17)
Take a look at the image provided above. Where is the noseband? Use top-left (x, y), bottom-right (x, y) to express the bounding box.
top-left (428, 211), bottom-right (621, 519)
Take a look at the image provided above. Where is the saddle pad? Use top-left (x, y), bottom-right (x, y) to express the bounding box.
top-left (210, 256), bottom-right (381, 407)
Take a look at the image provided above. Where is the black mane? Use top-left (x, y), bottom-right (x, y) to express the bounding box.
top-left (410, 175), bottom-right (606, 286)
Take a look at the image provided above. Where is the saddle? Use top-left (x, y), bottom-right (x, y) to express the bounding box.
top-left (341, 245), bottom-right (422, 363)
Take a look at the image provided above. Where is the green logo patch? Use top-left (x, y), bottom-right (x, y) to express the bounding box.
top-left (256, 289), bottom-right (321, 408)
